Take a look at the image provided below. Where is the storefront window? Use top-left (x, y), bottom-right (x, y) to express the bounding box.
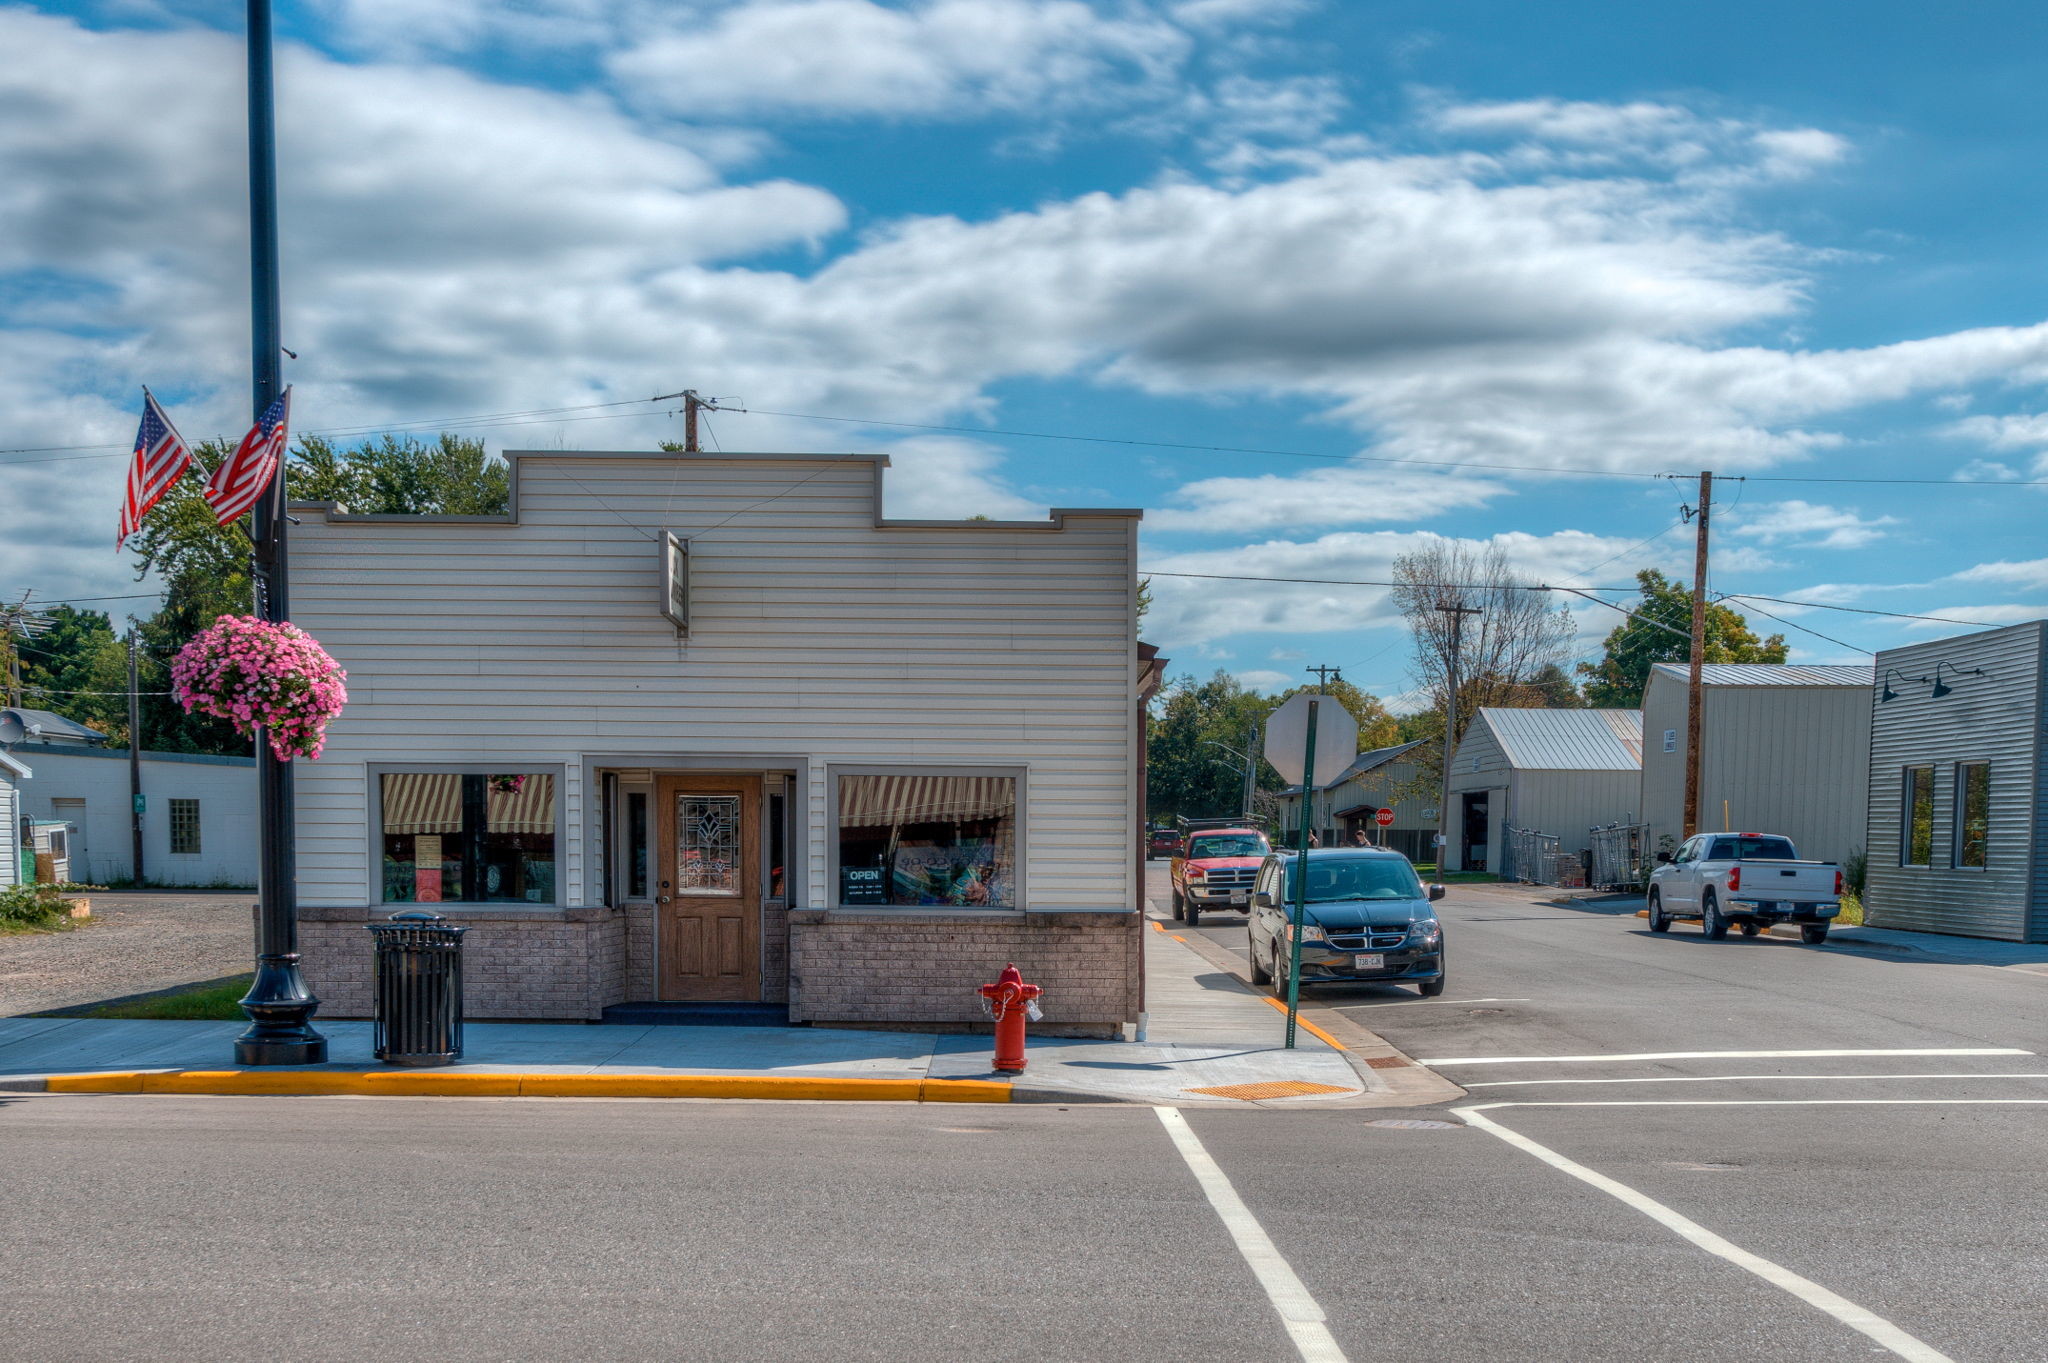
top-left (627, 791), bottom-right (648, 899)
top-left (837, 773), bottom-right (1016, 908)
top-left (381, 772), bottom-right (556, 903)
top-left (1956, 763), bottom-right (1989, 869)
top-left (1902, 766), bottom-right (1934, 867)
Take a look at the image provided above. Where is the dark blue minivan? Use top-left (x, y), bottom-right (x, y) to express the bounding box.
top-left (1247, 849), bottom-right (1447, 997)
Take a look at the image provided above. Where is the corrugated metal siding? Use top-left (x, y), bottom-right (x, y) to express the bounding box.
top-left (1641, 669), bottom-right (1870, 862)
top-left (1476, 707), bottom-right (1642, 771)
top-left (1447, 717), bottom-right (1511, 787)
top-left (290, 452), bottom-right (1137, 913)
top-left (1651, 663), bottom-right (1875, 688)
top-left (1865, 621), bottom-right (2043, 942)
top-left (1513, 769), bottom-right (1644, 853)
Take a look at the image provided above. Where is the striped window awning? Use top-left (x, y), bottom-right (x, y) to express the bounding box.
top-left (838, 774), bottom-right (1015, 828)
top-left (381, 773), bottom-right (556, 835)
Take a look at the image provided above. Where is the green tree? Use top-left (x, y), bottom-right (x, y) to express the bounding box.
top-left (117, 434), bottom-right (511, 755)
top-left (1521, 662), bottom-right (1585, 708)
top-left (1146, 671), bottom-right (1402, 824)
top-left (1576, 569), bottom-right (1788, 708)
top-left (16, 606), bottom-right (129, 740)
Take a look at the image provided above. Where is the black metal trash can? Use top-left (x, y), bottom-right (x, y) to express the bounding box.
top-left (368, 911), bottom-right (467, 1067)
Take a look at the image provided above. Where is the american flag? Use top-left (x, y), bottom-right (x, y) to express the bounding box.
top-left (206, 387), bottom-right (291, 527)
top-left (116, 389), bottom-right (194, 548)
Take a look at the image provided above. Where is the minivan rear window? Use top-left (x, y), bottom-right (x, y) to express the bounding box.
top-left (1708, 836), bottom-right (1797, 861)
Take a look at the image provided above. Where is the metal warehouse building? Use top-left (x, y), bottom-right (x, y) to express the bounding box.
top-left (1446, 707), bottom-right (1642, 875)
top-left (1640, 663), bottom-right (1873, 865)
top-left (1866, 621), bottom-right (2048, 942)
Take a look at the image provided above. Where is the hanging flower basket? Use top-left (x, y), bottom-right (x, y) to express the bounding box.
top-left (171, 614), bottom-right (348, 762)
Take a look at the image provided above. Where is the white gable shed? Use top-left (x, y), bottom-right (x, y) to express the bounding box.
top-left (1445, 708), bottom-right (1642, 874)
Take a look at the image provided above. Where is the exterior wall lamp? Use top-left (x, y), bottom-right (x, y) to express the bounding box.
top-left (1879, 667), bottom-right (1929, 702)
top-left (1930, 661), bottom-right (1986, 699)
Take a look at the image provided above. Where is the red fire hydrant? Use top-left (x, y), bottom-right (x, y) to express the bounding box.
top-left (979, 963), bottom-right (1043, 1073)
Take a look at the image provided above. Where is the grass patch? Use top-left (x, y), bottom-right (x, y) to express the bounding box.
top-left (1412, 866), bottom-right (1499, 883)
top-left (0, 883), bottom-right (88, 934)
top-left (76, 975), bottom-right (254, 1021)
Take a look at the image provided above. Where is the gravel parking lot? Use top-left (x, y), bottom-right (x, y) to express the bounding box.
top-left (0, 893), bottom-right (252, 1016)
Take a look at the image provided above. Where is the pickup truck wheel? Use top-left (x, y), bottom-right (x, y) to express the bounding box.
top-left (1646, 892), bottom-right (1672, 933)
top-left (1170, 889), bottom-right (1184, 921)
top-left (1739, 920), bottom-right (1761, 938)
top-left (1801, 924), bottom-right (1830, 945)
top-left (1249, 939), bottom-right (1272, 984)
top-left (1185, 901), bottom-right (1203, 928)
top-left (1701, 892), bottom-right (1730, 940)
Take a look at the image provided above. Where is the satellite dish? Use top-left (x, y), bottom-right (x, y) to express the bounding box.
top-left (0, 711), bottom-right (29, 745)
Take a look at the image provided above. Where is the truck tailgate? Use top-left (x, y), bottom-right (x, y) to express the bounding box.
top-left (1738, 860), bottom-right (1836, 899)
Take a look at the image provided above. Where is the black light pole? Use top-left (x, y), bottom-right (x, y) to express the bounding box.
top-left (235, 0), bottom-right (325, 1065)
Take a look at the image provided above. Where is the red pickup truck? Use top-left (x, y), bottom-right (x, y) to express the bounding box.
top-left (1170, 826), bottom-right (1272, 926)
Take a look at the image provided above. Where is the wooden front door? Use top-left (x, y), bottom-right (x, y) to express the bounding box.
top-left (656, 774), bottom-right (762, 1001)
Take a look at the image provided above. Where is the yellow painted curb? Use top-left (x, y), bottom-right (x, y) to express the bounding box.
top-left (1258, 996), bottom-right (1348, 1051)
top-left (42, 1070), bottom-right (1014, 1103)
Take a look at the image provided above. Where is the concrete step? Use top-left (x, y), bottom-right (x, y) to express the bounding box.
top-left (599, 1001), bottom-right (792, 1027)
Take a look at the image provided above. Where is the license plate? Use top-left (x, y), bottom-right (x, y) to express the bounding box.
top-left (1230, 893), bottom-right (1247, 905)
top-left (1352, 953), bottom-right (1384, 970)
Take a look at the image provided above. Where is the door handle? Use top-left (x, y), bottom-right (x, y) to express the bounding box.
top-left (658, 895), bottom-right (671, 904)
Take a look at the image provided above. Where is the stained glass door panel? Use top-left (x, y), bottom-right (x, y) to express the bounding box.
top-left (656, 776), bottom-right (762, 1001)
top-left (676, 795), bottom-right (741, 895)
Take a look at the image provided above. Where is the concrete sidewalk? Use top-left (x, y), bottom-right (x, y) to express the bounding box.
top-left (0, 923), bottom-right (1391, 1107)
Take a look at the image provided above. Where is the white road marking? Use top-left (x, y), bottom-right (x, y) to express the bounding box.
top-left (1345, 997), bottom-right (1531, 1008)
top-left (1468, 1098), bottom-right (2048, 1108)
top-left (1464, 1072), bottom-right (2048, 1089)
top-left (1458, 1104), bottom-right (1960, 1363)
top-left (1419, 1047), bottom-right (2031, 1066)
top-left (1154, 1106), bottom-right (1347, 1363)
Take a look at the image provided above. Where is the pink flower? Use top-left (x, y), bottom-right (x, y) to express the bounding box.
top-left (170, 615), bottom-right (347, 762)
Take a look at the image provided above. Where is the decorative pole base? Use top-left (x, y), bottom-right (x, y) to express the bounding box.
top-left (235, 953), bottom-right (327, 1065)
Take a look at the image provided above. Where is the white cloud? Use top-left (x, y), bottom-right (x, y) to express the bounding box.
top-left (1232, 668), bottom-right (1293, 692)
top-left (1951, 411), bottom-right (2048, 450)
top-left (1142, 528), bottom-right (1669, 645)
top-left (608, 0), bottom-right (1190, 121)
top-left (1147, 465), bottom-right (1505, 531)
top-left (1946, 558), bottom-right (2048, 590)
top-left (1897, 604), bottom-right (2047, 633)
top-left (1954, 458), bottom-right (2023, 482)
top-left (1730, 499), bottom-right (1898, 549)
top-left (875, 437), bottom-right (1041, 518)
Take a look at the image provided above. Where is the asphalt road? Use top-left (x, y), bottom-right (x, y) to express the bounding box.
top-left (3, 871), bottom-right (2041, 1363)
top-left (1155, 863), bottom-right (2048, 1361)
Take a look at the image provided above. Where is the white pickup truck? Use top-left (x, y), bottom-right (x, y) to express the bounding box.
top-left (1646, 832), bottom-right (1844, 944)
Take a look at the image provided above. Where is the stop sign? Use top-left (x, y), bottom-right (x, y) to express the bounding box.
top-left (1262, 692), bottom-right (1358, 788)
top-left (1375, 807), bottom-right (1395, 828)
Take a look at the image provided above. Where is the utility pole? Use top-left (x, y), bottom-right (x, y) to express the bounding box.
top-left (1240, 721), bottom-right (1258, 823)
top-left (684, 391), bottom-right (721, 452)
top-left (1682, 471), bottom-right (1713, 839)
top-left (1, 632), bottom-right (16, 710)
top-left (234, 0), bottom-right (324, 1065)
top-left (127, 627), bottom-right (144, 885)
top-left (1433, 603), bottom-right (1482, 876)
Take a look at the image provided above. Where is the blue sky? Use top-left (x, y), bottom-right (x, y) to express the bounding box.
top-left (6, 1), bottom-right (2048, 708)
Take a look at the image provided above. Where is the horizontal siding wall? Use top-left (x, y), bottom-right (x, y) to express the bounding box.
top-left (15, 749), bottom-right (258, 886)
top-left (1706, 685), bottom-right (1869, 863)
top-left (1866, 622), bottom-right (2041, 941)
top-left (0, 776), bottom-right (18, 886)
top-left (1512, 770), bottom-right (1642, 856)
top-left (290, 454), bottom-right (1135, 913)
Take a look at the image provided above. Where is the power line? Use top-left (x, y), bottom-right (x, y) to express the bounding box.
top-left (1143, 570), bottom-right (1638, 591)
top-left (1724, 595), bottom-right (1873, 657)
top-left (1715, 593), bottom-right (2008, 628)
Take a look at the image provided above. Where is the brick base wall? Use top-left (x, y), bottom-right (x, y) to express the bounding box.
top-left (302, 905), bottom-right (626, 1021)
top-left (788, 909), bottom-right (1140, 1039)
